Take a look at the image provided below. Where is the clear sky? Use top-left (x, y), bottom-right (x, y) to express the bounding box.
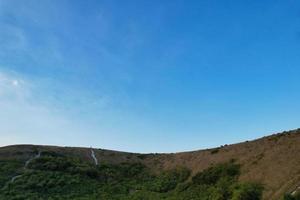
top-left (0, 0), bottom-right (300, 153)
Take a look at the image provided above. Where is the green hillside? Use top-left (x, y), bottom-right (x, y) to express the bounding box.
top-left (0, 154), bottom-right (262, 200)
top-left (0, 129), bottom-right (300, 200)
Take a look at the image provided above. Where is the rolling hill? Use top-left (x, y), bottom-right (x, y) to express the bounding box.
top-left (0, 129), bottom-right (300, 199)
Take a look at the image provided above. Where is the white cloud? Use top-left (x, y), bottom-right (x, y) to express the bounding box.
top-left (12, 80), bottom-right (19, 86)
top-left (0, 70), bottom-right (94, 147)
top-left (0, 69), bottom-right (171, 152)
top-left (0, 71), bottom-right (30, 102)
top-left (0, 73), bottom-right (21, 87)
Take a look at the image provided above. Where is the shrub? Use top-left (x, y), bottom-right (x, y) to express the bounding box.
top-left (283, 193), bottom-right (300, 200)
top-left (232, 182), bottom-right (263, 200)
top-left (192, 162), bottom-right (240, 185)
top-left (147, 168), bottom-right (191, 193)
top-left (211, 148), bottom-right (220, 154)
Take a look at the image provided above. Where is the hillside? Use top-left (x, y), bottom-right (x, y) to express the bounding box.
top-left (0, 129), bottom-right (300, 200)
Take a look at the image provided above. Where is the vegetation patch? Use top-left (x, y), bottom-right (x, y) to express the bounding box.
top-left (210, 148), bottom-right (220, 154)
top-left (0, 153), bottom-right (267, 200)
top-left (283, 193), bottom-right (300, 200)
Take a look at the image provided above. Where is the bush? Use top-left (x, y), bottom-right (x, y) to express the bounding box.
top-left (147, 168), bottom-right (191, 192)
top-left (211, 148), bottom-right (220, 154)
top-left (232, 182), bottom-right (263, 200)
top-left (192, 162), bottom-right (240, 185)
top-left (284, 193), bottom-right (300, 200)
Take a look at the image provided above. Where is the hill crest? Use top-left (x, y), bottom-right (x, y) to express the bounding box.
top-left (1, 129), bottom-right (300, 199)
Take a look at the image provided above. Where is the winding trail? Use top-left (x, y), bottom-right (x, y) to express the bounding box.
top-left (24, 151), bottom-right (41, 169)
top-left (90, 148), bottom-right (98, 166)
top-left (10, 151), bottom-right (41, 183)
top-left (10, 175), bottom-right (22, 183)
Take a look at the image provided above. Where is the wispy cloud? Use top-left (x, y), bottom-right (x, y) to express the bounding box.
top-left (0, 69), bottom-right (180, 152)
top-left (0, 70), bottom-right (98, 147)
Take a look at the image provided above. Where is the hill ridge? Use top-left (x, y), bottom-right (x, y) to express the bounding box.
top-left (0, 128), bottom-right (300, 199)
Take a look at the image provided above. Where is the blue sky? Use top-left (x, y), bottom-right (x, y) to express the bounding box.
top-left (0, 0), bottom-right (300, 152)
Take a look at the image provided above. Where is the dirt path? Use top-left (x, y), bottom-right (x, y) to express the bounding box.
top-left (24, 151), bottom-right (41, 169)
top-left (10, 151), bottom-right (41, 183)
top-left (90, 148), bottom-right (98, 165)
top-left (10, 175), bottom-right (22, 183)
top-left (291, 186), bottom-right (300, 196)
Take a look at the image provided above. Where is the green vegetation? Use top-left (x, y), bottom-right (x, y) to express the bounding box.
top-left (283, 193), bottom-right (300, 200)
top-left (0, 152), bottom-right (265, 199)
top-left (210, 148), bottom-right (220, 154)
top-left (232, 183), bottom-right (264, 200)
top-left (0, 160), bottom-right (24, 188)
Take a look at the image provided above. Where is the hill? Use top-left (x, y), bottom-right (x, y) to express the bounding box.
top-left (0, 129), bottom-right (300, 199)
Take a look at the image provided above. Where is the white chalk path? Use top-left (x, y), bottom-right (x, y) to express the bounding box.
top-left (24, 151), bottom-right (41, 169)
top-left (291, 186), bottom-right (300, 196)
top-left (10, 175), bottom-right (22, 183)
top-left (10, 151), bottom-right (41, 183)
top-left (90, 148), bottom-right (98, 165)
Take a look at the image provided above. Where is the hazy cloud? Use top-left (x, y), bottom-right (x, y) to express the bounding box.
top-left (0, 70), bottom-right (93, 147)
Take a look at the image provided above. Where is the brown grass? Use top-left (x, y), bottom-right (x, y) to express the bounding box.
top-left (1, 129), bottom-right (300, 199)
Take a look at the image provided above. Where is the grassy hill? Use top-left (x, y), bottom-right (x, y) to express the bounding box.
top-left (0, 129), bottom-right (300, 199)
